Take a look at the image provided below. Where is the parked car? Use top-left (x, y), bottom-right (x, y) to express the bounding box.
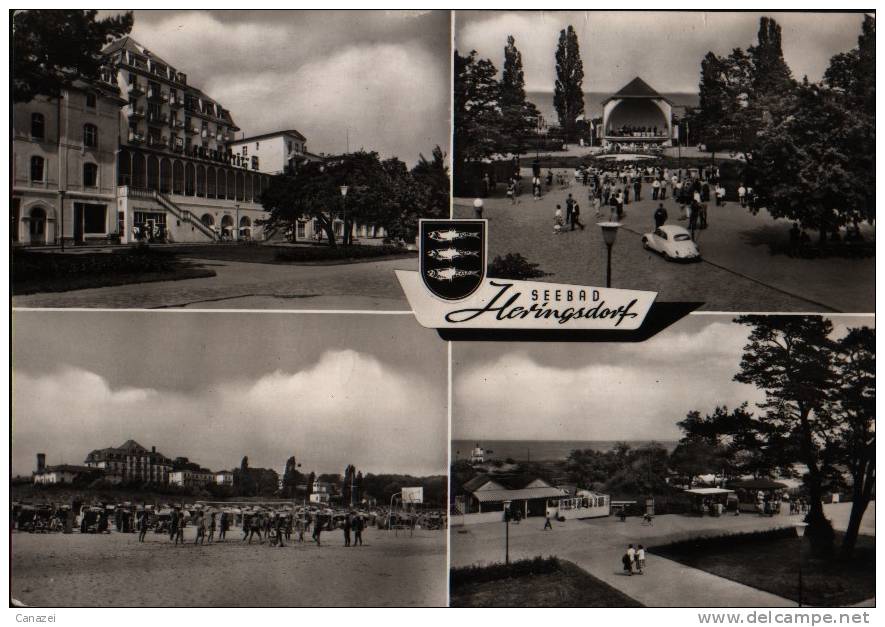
top-left (641, 225), bottom-right (701, 261)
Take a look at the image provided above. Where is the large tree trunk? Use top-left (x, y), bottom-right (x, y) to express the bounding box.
top-left (798, 408), bottom-right (835, 556)
top-left (841, 459), bottom-right (875, 559)
top-left (322, 220), bottom-right (337, 247)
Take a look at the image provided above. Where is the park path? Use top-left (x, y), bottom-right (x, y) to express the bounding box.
top-left (455, 171), bottom-right (874, 312)
top-left (12, 256), bottom-right (415, 310)
top-left (450, 502), bottom-right (874, 607)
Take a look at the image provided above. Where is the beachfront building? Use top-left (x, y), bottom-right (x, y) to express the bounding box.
top-left (452, 474), bottom-right (566, 525)
top-left (469, 443), bottom-right (487, 464)
top-left (33, 454), bottom-right (102, 485)
top-left (84, 440), bottom-right (173, 485)
top-left (309, 481), bottom-right (333, 504)
top-left (547, 485), bottom-right (611, 520)
top-left (215, 470), bottom-right (234, 487)
top-left (11, 77), bottom-right (127, 246)
top-left (168, 468), bottom-right (214, 488)
top-left (601, 77), bottom-right (673, 149)
top-left (228, 130), bottom-right (323, 176)
top-left (101, 36), bottom-right (273, 243)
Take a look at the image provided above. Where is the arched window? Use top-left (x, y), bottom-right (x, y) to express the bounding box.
top-left (31, 113), bottom-right (45, 139)
top-left (132, 152), bottom-right (145, 188)
top-left (83, 123), bottom-right (98, 148)
top-left (147, 155), bottom-right (159, 191)
top-left (160, 159), bottom-right (172, 194)
top-left (30, 156), bottom-right (44, 182)
top-left (172, 160), bottom-right (184, 195)
top-left (217, 168), bottom-right (227, 199)
top-left (196, 165), bottom-right (206, 197)
top-left (83, 162), bottom-right (98, 187)
top-left (185, 163), bottom-right (195, 196)
top-left (207, 167), bottom-right (216, 199)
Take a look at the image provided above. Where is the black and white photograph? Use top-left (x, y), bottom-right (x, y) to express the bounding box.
top-left (453, 11), bottom-right (874, 312)
top-left (11, 9), bottom-right (451, 310)
top-left (449, 315), bottom-right (875, 607)
top-left (10, 311), bottom-right (448, 607)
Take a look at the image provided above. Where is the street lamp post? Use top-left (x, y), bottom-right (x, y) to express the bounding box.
top-left (503, 500), bottom-right (511, 565)
top-left (339, 185), bottom-right (349, 247)
top-left (794, 522), bottom-right (808, 607)
top-left (597, 222), bottom-right (621, 288)
top-left (235, 203), bottom-right (240, 242)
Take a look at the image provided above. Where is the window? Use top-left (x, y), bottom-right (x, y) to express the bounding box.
top-left (83, 163), bottom-right (98, 187)
top-left (251, 156), bottom-right (259, 170)
top-left (86, 93), bottom-right (97, 108)
top-left (83, 124), bottom-right (98, 148)
top-left (241, 145), bottom-right (248, 157)
top-left (31, 113), bottom-right (45, 139)
top-left (30, 156), bottom-right (44, 182)
top-left (81, 203), bottom-right (107, 233)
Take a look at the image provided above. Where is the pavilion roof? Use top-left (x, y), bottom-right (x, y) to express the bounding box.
top-left (602, 77), bottom-right (673, 105)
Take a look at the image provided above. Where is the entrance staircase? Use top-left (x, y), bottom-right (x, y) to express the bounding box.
top-left (121, 186), bottom-right (217, 241)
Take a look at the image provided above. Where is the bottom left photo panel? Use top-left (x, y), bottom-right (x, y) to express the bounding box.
top-left (10, 311), bottom-right (449, 607)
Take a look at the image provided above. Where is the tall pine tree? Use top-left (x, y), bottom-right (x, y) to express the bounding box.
top-left (499, 35), bottom-right (539, 155)
top-left (553, 25), bottom-right (585, 143)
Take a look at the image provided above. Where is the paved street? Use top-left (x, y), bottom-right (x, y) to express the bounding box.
top-left (12, 256), bottom-right (414, 310)
top-left (451, 502), bottom-right (875, 607)
top-left (455, 173), bottom-right (875, 312)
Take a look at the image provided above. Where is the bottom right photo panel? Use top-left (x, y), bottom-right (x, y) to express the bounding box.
top-left (449, 314), bottom-right (875, 608)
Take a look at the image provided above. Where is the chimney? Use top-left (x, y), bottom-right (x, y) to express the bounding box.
top-left (36, 453), bottom-right (46, 472)
top-left (152, 446), bottom-right (156, 453)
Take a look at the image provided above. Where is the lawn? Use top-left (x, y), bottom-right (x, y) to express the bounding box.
top-left (12, 248), bottom-right (215, 295)
top-left (450, 557), bottom-right (643, 607)
top-left (650, 530), bottom-right (875, 606)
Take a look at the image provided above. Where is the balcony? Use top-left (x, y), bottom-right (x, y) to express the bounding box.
top-left (201, 129), bottom-right (209, 139)
top-left (146, 113), bottom-right (168, 126)
top-left (128, 130), bottom-right (145, 144)
top-left (127, 82), bottom-right (145, 96)
top-left (172, 119), bottom-right (185, 129)
top-left (147, 87), bottom-right (167, 101)
top-left (126, 105), bottom-right (145, 119)
top-left (168, 95), bottom-right (183, 108)
top-left (188, 126), bottom-right (200, 135)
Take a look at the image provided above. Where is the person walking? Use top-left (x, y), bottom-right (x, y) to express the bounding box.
top-left (652, 177), bottom-right (660, 200)
top-left (137, 510), bottom-right (148, 543)
top-left (543, 514), bottom-right (553, 530)
top-left (219, 511), bottom-right (228, 541)
top-left (654, 203), bottom-right (668, 229)
top-left (627, 544), bottom-right (636, 574)
top-left (169, 508), bottom-right (179, 542)
top-left (343, 514), bottom-right (352, 547)
top-left (274, 514), bottom-right (286, 548)
top-left (553, 206), bottom-right (564, 234)
top-left (173, 511), bottom-right (184, 546)
top-left (570, 202), bottom-right (585, 231)
top-left (637, 545), bottom-right (646, 574)
top-left (565, 193), bottom-right (575, 225)
top-left (633, 177), bottom-right (641, 202)
top-left (194, 511), bottom-right (205, 545)
top-left (738, 184), bottom-right (747, 208)
top-left (622, 551), bottom-right (633, 576)
top-left (312, 514), bottom-right (323, 546)
top-left (688, 201), bottom-right (699, 241)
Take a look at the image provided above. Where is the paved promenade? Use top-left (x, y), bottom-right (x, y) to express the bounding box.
top-left (450, 502), bottom-right (875, 607)
top-left (13, 256), bottom-right (415, 310)
top-left (455, 173), bottom-right (874, 312)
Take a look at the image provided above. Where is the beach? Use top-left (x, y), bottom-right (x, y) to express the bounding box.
top-left (11, 526), bottom-right (447, 607)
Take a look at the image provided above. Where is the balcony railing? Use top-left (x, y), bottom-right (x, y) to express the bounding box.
top-left (172, 119), bottom-right (185, 129)
top-left (127, 82), bottom-right (145, 96)
top-left (128, 131), bottom-right (145, 144)
top-left (126, 106), bottom-right (144, 119)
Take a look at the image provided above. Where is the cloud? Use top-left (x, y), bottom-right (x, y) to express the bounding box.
top-left (12, 350), bottom-right (446, 478)
top-left (128, 11), bottom-right (450, 163)
top-left (454, 344), bottom-right (763, 443)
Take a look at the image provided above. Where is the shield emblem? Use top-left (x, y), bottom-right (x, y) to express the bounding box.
top-left (420, 219), bottom-right (486, 301)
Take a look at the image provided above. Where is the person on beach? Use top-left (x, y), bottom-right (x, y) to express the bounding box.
top-left (312, 514), bottom-right (324, 546)
top-left (343, 514), bottom-right (352, 547)
top-left (352, 514), bottom-right (364, 546)
top-left (207, 511), bottom-right (216, 544)
top-left (137, 510), bottom-right (148, 543)
top-left (173, 511), bottom-right (185, 546)
top-left (194, 511), bottom-right (205, 545)
top-left (169, 508), bottom-right (179, 541)
top-left (219, 511), bottom-right (228, 541)
top-left (274, 514), bottom-right (286, 548)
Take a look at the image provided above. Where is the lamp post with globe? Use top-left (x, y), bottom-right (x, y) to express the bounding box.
top-left (597, 222), bottom-right (621, 288)
top-left (794, 522), bottom-right (808, 607)
top-left (340, 185), bottom-right (349, 246)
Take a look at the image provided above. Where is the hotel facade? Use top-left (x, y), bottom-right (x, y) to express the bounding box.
top-left (13, 36), bottom-right (390, 247)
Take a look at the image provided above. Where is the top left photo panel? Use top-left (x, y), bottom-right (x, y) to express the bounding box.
top-left (11, 9), bottom-right (452, 310)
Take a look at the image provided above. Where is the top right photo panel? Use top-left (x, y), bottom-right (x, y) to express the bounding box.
top-left (453, 10), bottom-right (874, 313)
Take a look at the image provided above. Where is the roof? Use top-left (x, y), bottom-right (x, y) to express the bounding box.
top-left (474, 487), bottom-right (566, 503)
top-left (684, 488), bottom-right (735, 496)
top-left (602, 77), bottom-right (673, 105)
top-left (728, 479), bottom-right (788, 490)
top-left (36, 464), bottom-right (96, 475)
top-left (231, 129), bottom-right (307, 144)
top-left (102, 36), bottom-right (177, 72)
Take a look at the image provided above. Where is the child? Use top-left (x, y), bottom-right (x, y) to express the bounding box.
top-left (553, 206), bottom-right (564, 234)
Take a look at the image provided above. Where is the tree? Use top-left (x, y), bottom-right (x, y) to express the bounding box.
top-left (748, 17), bottom-right (794, 94)
top-left (733, 316), bottom-right (837, 554)
top-left (828, 327), bottom-right (874, 558)
top-left (235, 456), bottom-right (256, 497)
top-left (282, 456), bottom-right (301, 499)
top-left (12, 10), bottom-right (133, 103)
top-left (746, 79), bottom-right (874, 242)
top-left (261, 151), bottom-right (440, 247)
top-left (499, 36), bottom-right (540, 155)
top-left (410, 146), bottom-right (450, 228)
top-left (306, 471), bottom-right (316, 499)
top-left (453, 50), bottom-right (502, 168)
top-left (553, 25), bottom-right (585, 143)
top-left (342, 464), bottom-right (357, 507)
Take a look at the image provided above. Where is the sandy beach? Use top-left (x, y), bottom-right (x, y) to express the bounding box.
top-left (11, 526), bottom-right (446, 607)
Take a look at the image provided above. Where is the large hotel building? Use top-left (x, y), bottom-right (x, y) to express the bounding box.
top-left (12, 36), bottom-right (386, 246)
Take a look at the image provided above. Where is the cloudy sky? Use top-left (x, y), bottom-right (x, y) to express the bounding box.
top-left (454, 315), bottom-right (873, 442)
top-left (109, 10), bottom-right (451, 165)
top-left (456, 11), bottom-right (868, 93)
top-left (12, 312), bottom-right (447, 478)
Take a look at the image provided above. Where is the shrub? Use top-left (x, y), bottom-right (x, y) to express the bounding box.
top-left (274, 244), bottom-right (412, 263)
top-left (450, 556), bottom-right (561, 589)
top-left (487, 253), bottom-right (547, 280)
